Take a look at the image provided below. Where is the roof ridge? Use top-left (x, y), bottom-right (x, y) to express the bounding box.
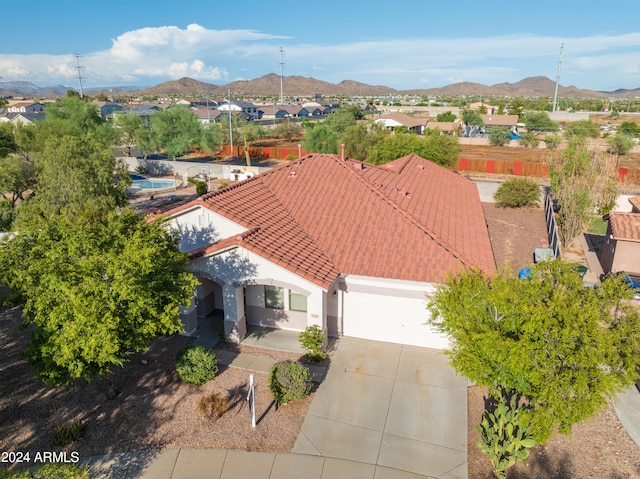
top-left (333, 154), bottom-right (479, 269)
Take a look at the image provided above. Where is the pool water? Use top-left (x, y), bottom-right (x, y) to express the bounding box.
top-left (131, 179), bottom-right (175, 189)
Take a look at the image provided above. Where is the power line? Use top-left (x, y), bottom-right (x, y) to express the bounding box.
top-left (74, 54), bottom-right (85, 98)
top-left (552, 44), bottom-right (563, 113)
top-left (279, 47), bottom-right (285, 106)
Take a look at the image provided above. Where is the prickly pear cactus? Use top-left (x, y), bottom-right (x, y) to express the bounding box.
top-left (477, 393), bottom-right (536, 479)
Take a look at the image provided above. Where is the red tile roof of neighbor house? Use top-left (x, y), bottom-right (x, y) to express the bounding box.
top-left (176, 154), bottom-right (496, 289)
top-left (607, 212), bottom-right (640, 241)
top-left (629, 196), bottom-right (640, 213)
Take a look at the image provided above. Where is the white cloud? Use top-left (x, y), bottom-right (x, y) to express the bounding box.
top-left (0, 26), bottom-right (638, 90)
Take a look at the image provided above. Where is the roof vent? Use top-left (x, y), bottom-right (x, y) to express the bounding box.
top-left (289, 171), bottom-right (297, 177)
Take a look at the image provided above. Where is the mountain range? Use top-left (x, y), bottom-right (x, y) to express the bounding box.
top-left (2, 74), bottom-right (639, 100)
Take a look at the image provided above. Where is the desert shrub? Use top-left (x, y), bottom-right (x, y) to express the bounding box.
top-left (188, 178), bottom-right (207, 196)
top-left (197, 391), bottom-right (230, 420)
top-left (298, 325), bottom-right (326, 362)
top-left (489, 127), bottom-right (511, 146)
top-left (519, 132), bottom-right (540, 148)
top-left (544, 134), bottom-right (562, 149)
top-left (607, 134), bottom-right (635, 155)
top-left (494, 178), bottom-right (541, 208)
top-left (268, 361), bottom-right (313, 405)
top-left (50, 419), bottom-right (86, 447)
top-left (175, 345), bottom-right (218, 385)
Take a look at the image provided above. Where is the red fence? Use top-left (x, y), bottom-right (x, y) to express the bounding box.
top-left (455, 157), bottom-right (640, 185)
top-left (222, 145), bottom-right (640, 186)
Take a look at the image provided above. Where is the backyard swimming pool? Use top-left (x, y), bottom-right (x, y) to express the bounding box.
top-left (131, 179), bottom-right (175, 189)
top-left (129, 173), bottom-right (176, 190)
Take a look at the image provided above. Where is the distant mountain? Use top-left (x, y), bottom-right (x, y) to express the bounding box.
top-left (0, 80), bottom-right (69, 97)
top-left (3, 76), bottom-right (640, 100)
top-left (134, 77), bottom-right (218, 97)
top-left (405, 76), bottom-right (618, 99)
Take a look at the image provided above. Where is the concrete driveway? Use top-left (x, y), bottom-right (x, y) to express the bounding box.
top-left (293, 337), bottom-right (468, 478)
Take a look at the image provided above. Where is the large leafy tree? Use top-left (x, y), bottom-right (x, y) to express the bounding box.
top-left (302, 123), bottom-right (339, 154)
top-left (14, 134), bottom-right (129, 227)
top-left (428, 260), bottom-right (640, 443)
top-left (367, 130), bottom-right (460, 166)
top-left (150, 106), bottom-right (201, 160)
top-left (1, 208), bottom-right (198, 387)
top-left (341, 121), bottom-right (389, 162)
top-left (523, 111), bottom-right (559, 133)
top-left (112, 112), bottom-right (147, 157)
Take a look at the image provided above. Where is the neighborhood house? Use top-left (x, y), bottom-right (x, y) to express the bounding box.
top-left (164, 153), bottom-right (496, 349)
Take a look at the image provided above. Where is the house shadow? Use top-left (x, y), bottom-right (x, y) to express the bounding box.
top-left (583, 233), bottom-right (606, 263)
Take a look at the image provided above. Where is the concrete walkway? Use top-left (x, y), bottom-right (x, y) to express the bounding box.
top-left (613, 385), bottom-right (640, 449)
top-left (85, 336), bottom-right (468, 479)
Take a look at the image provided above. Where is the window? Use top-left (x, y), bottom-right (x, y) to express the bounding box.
top-left (264, 285), bottom-right (284, 309)
top-left (289, 291), bottom-right (307, 312)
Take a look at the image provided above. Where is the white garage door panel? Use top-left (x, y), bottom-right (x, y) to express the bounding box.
top-left (342, 290), bottom-right (449, 350)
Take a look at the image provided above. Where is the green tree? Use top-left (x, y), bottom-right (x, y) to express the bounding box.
top-left (112, 112), bottom-right (146, 157)
top-left (302, 123), bottom-right (339, 154)
top-left (14, 135), bottom-right (129, 225)
top-left (199, 122), bottom-right (224, 156)
top-left (607, 134), bottom-right (635, 155)
top-left (323, 108), bottom-right (359, 135)
top-left (544, 134), bottom-right (562, 149)
top-left (150, 106), bottom-right (201, 160)
top-left (0, 155), bottom-right (36, 208)
top-left (273, 121), bottom-right (302, 141)
top-left (618, 121), bottom-right (640, 137)
top-left (0, 208), bottom-right (198, 387)
top-left (461, 109), bottom-right (484, 129)
top-left (436, 111), bottom-right (457, 122)
top-left (549, 138), bottom-right (619, 246)
top-left (489, 126), bottom-right (511, 146)
top-left (340, 121), bottom-right (389, 162)
top-left (368, 130), bottom-right (459, 167)
top-left (564, 120), bottom-right (600, 139)
top-left (518, 132), bottom-right (540, 148)
top-left (523, 111), bottom-right (559, 133)
top-left (0, 122), bottom-right (17, 158)
top-left (427, 261), bottom-right (640, 443)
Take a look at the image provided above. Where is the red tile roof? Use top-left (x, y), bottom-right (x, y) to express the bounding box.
top-left (172, 154), bottom-right (496, 288)
top-left (608, 212), bottom-right (640, 241)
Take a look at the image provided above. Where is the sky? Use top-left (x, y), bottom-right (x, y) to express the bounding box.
top-left (2, 0), bottom-right (640, 93)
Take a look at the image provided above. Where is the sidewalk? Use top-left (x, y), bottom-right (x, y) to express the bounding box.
top-left (86, 448), bottom-right (431, 479)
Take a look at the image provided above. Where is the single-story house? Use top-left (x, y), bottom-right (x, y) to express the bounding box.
top-left (218, 100), bottom-right (262, 120)
top-left (600, 211), bottom-right (640, 276)
top-left (6, 102), bottom-right (45, 113)
top-left (163, 153), bottom-right (496, 349)
top-left (481, 114), bottom-right (519, 129)
top-left (374, 113), bottom-right (427, 134)
top-left (425, 121), bottom-right (461, 135)
top-left (193, 107), bottom-right (225, 124)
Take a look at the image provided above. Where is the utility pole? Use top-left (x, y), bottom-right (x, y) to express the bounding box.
top-left (74, 54), bottom-right (85, 98)
top-left (552, 43), bottom-right (563, 113)
top-left (227, 89), bottom-right (233, 157)
top-left (279, 47), bottom-right (285, 106)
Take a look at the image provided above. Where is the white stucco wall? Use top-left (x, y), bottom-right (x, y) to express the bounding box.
top-left (188, 246), bottom-right (326, 333)
top-left (168, 205), bottom-right (247, 252)
top-left (341, 275), bottom-right (450, 350)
